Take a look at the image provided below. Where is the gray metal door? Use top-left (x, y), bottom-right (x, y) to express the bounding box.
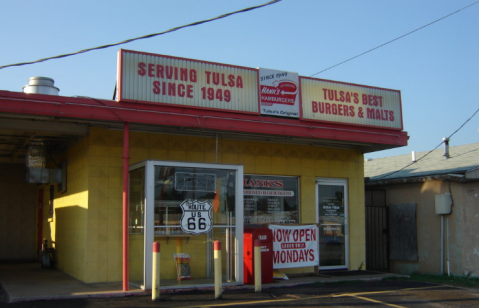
top-left (365, 190), bottom-right (389, 272)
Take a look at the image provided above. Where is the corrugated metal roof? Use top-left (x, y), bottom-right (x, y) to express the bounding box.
top-left (364, 142), bottom-right (479, 181)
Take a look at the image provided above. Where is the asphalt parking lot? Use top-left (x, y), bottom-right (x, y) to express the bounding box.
top-left (2, 279), bottom-right (479, 307)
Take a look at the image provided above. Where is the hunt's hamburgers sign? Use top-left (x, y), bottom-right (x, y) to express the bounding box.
top-left (259, 68), bottom-right (300, 118)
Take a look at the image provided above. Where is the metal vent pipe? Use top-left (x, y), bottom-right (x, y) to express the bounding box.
top-left (443, 137), bottom-right (450, 159)
top-left (22, 77), bottom-right (59, 95)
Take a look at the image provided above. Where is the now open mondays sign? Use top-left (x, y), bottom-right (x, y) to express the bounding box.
top-left (269, 225), bottom-right (319, 269)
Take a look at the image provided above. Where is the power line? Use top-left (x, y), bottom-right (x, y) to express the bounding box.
top-left (448, 105), bottom-right (479, 140)
top-left (373, 106), bottom-right (479, 180)
top-left (310, 0), bottom-right (479, 77)
top-left (0, 0), bottom-right (281, 70)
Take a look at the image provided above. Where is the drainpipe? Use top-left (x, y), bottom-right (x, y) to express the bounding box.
top-left (447, 218), bottom-right (450, 276)
top-left (123, 122), bottom-right (130, 291)
top-left (440, 215), bottom-right (444, 275)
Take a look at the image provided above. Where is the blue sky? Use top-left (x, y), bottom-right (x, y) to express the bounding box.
top-left (1, 0), bottom-right (478, 159)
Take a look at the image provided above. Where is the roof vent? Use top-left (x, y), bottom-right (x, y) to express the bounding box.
top-left (442, 137), bottom-right (450, 159)
top-left (22, 77), bottom-right (59, 95)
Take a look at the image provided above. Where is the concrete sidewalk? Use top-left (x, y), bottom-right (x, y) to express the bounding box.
top-left (0, 262), bottom-right (143, 303)
top-left (0, 262), bottom-right (407, 303)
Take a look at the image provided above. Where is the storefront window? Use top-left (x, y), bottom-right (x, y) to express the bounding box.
top-left (154, 167), bottom-right (236, 235)
top-left (128, 167), bottom-right (145, 285)
top-left (129, 168), bottom-right (145, 234)
top-left (128, 161), bottom-right (243, 289)
top-left (243, 175), bottom-right (299, 224)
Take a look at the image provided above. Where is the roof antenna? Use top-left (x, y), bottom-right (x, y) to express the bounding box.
top-left (112, 83), bottom-right (117, 100)
top-left (442, 137), bottom-right (450, 159)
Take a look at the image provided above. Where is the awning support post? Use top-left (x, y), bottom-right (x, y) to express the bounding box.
top-left (123, 122), bottom-right (130, 291)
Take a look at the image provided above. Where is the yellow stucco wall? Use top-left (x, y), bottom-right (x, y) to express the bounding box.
top-left (86, 128), bottom-right (124, 283)
top-left (42, 137), bottom-right (89, 281)
top-left (45, 126), bottom-right (365, 283)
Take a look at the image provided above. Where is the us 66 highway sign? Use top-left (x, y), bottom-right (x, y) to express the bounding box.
top-left (179, 200), bottom-right (213, 236)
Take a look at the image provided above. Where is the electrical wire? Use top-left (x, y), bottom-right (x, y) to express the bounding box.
top-left (0, 0), bottom-right (281, 70)
top-left (1, 0), bottom-right (476, 180)
top-left (310, 0), bottom-right (479, 77)
top-left (447, 105), bottom-right (479, 140)
top-left (372, 106), bottom-right (479, 180)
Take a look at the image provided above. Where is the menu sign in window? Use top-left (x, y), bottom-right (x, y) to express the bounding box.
top-left (175, 172), bottom-right (216, 192)
top-left (243, 175), bottom-right (299, 224)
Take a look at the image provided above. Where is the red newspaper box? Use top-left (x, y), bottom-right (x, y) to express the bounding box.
top-left (244, 228), bottom-right (273, 284)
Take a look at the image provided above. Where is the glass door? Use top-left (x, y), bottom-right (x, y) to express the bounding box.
top-left (317, 178), bottom-right (349, 270)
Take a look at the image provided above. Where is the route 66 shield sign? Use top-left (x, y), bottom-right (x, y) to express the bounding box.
top-left (179, 200), bottom-right (213, 236)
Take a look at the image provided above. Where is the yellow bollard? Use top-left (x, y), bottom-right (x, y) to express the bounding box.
top-left (254, 239), bottom-right (262, 293)
top-left (214, 240), bottom-right (222, 299)
top-left (152, 242), bottom-right (160, 301)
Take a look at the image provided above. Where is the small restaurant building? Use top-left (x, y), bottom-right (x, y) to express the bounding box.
top-left (0, 49), bottom-right (408, 291)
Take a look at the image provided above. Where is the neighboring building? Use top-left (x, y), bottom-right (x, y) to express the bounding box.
top-left (0, 50), bottom-right (408, 290)
top-left (364, 142), bottom-right (479, 277)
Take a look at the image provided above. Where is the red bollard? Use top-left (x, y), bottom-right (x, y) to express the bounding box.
top-left (214, 240), bottom-right (222, 299)
top-left (152, 242), bottom-right (160, 301)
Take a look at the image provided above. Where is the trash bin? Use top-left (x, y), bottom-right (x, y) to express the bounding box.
top-left (244, 228), bottom-right (273, 284)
